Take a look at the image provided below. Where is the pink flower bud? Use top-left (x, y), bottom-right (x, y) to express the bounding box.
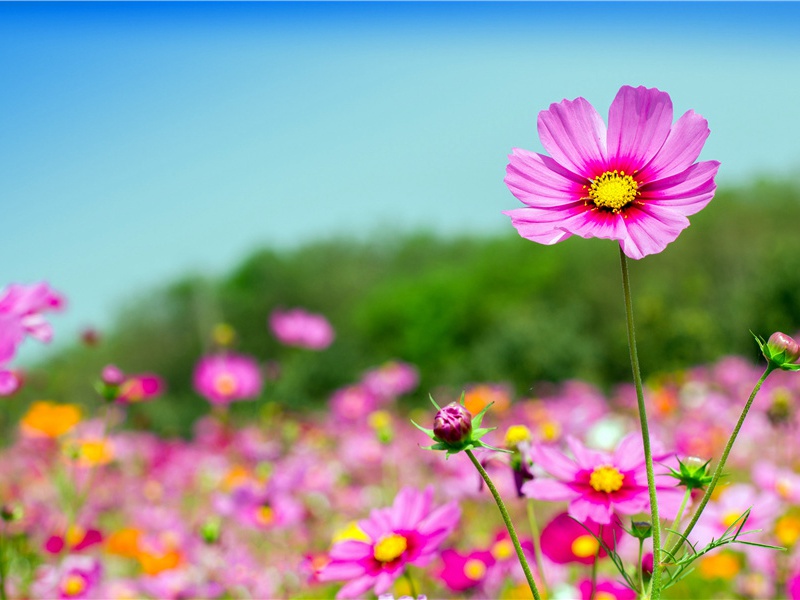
top-left (767, 332), bottom-right (800, 363)
top-left (433, 402), bottom-right (473, 444)
top-left (101, 364), bottom-right (126, 386)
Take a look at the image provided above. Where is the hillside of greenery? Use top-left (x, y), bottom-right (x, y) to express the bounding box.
top-left (8, 179), bottom-right (800, 437)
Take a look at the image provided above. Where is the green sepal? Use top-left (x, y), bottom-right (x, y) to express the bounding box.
top-left (753, 331), bottom-right (800, 372)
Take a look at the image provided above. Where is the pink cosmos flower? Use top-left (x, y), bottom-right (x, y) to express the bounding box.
top-left (522, 434), bottom-right (683, 525)
top-left (438, 548), bottom-right (494, 592)
top-left (193, 353), bottom-right (263, 405)
top-left (269, 308), bottom-right (334, 350)
top-left (319, 486), bottom-right (460, 599)
top-left (540, 512), bottom-right (622, 565)
top-left (504, 85), bottom-right (719, 259)
top-left (0, 282), bottom-right (65, 395)
top-left (578, 578), bottom-right (636, 600)
top-left (361, 361), bottom-right (420, 401)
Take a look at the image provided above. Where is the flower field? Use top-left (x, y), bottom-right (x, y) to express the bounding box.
top-left (4, 83), bottom-right (800, 600)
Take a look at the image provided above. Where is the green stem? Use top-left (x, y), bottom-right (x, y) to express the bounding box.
top-left (668, 365), bottom-right (774, 557)
top-left (663, 486), bottom-right (692, 551)
top-left (526, 499), bottom-right (549, 596)
top-left (619, 248), bottom-right (662, 600)
top-left (0, 522), bottom-right (8, 600)
top-left (637, 538), bottom-right (645, 596)
top-left (590, 526), bottom-right (601, 600)
top-left (465, 449), bottom-right (542, 600)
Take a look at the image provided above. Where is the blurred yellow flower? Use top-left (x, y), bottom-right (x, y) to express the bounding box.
top-left (20, 401), bottom-right (81, 438)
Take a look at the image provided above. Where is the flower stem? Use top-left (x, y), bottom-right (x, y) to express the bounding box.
top-left (526, 499), bottom-right (549, 596)
top-left (0, 522), bottom-right (8, 600)
top-left (590, 524), bottom-right (602, 600)
top-left (619, 248), bottom-right (662, 600)
top-left (637, 538), bottom-right (645, 596)
top-left (667, 365), bottom-right (775, 557)
top-left (403, 569), bottom-right (418, 599)
top-left (663, 486), bottom-right (692, 551)
top-left (465, 449), bottom-right (542, 600)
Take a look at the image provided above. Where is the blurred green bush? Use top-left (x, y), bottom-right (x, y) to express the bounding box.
top-left (8, 179), bottom-right (800, 437)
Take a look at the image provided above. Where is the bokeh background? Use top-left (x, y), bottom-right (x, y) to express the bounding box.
top-left (3, 1), bottom-right (800, 433)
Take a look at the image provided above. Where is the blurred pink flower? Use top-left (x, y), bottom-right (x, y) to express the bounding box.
top-left (269, 308), bottom-right (334, 350)
top-left (0, 282), bottom-right (64, 395)
top-left (319, 486), bottom-right (460, 598)
top-left (118, 373), bottom-right (165, 404)
top-left (540, 511), bottom-right (622, 565)
top-left (438, 548), bottom-right (494, 592)
top-left (578, 577), bottom-right (636, 600)
top-left (193, 353), bottom-right (262, 405)
top-left (522, 434), bottom-right (683, 525)
top-left (504, 85), bottom-right (719, 259)
top-left (361, 361), bottom-right (419, 400)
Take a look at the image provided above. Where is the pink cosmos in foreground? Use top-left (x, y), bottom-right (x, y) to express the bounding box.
top-left (504, 85), bottom-right (720, 259)
top-left (269, 308), bottom-right (335, 350)
top-left (193, 353), bottom-right (263, 405)
top-left (319, 486), bottom-right (460, 599)
top-left (522, 434), bottom-right (683, 525)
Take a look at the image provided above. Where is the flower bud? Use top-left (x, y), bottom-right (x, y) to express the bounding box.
top-left (630, 520), bottom-right (653, 540)
top-left (768, 332), bottom-right (800, 362)
top-left (758, 331), bottom-right (800, 371)
top-left (433, 402), bottom-right (473, 445)
top-left (101, 365), bottom-right (126, 386)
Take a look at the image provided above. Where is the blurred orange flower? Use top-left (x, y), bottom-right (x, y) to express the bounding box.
top-left (20, 401), bottom-right (81, 438)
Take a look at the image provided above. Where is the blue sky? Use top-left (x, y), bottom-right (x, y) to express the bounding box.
top-left (2, 2), bottom-right (800, 361)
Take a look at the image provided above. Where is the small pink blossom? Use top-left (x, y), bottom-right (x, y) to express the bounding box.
top-left (522, 434), bottom-right (683, 525)
top-left (193, 353), bottom-right (263, 405)
top-left (319, 486), bottom-right (460, 598)
top-left (361, 361), bottom-right (419, 400)
top-left (269, 308), bottom-right (334, 350)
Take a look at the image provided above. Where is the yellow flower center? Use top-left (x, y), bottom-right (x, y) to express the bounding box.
top-left (62, 574), bottom-right (86, 597)
top-left (540, 420), bottom-right (561, 442)
top-left (504, 425), bottom-right (532, 448)
top-left (213, 373), bottom-right (238, 397)
top-left (776, 477), bottom-right (793, 499)
top-left (698, 552), bottom-right (740, 580)
top-left (571, 534), bottom-right (600, 558)
top-left (464, 558), bottom-right (487, 580)
top-left (722, 511), bottom-right (743, 529)
top-left (587, 170), bottom-right (639, 212)
top-left (491, 538), bottom-right (514, 561)
top-left (256, 505), bottom-right (274, 526)
top-left (776, 515), bottom-right (800, 546)
top-left (373, 533), bottom-right (407, 563)
top-left (595, 593), bottom-right (617, 600)
top-left (589, 465), bottom-right (625, 493)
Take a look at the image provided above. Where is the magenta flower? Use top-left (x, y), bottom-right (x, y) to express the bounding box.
top-left (193, 353), bottom-right (263, 405)
top-left (522, 434), bottom-right (683, 525)
top-left (539, 512), bottom-right (622, 565)
top-left (319, 486), bottom-right (460, 598)
top-left (504, 85), bottom-right (719, 259)
top-left (269, 308), bottom-right (334, 350)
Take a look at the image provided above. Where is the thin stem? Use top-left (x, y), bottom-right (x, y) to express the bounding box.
top-left (619, 248), bottom-right (662, 599)
top-left (0, 523), bottom-right (7, 600)
top-left (590, 526), bottom-right (602, 600)
top-left (663, 487), bottom-right (692, 551)
top-left (637, 538), bottom-right (645, 596)
top-left (668, 365), bottom-right (774, 557)
top-left (526, 499), bottom-right (549, 595)
top-left (465, 449), bottom-right (542, 600)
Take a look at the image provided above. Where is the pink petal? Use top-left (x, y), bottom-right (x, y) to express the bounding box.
top-left (538, 96), bottom-right (607, 177)
top-left (393, 486), bottom-right (430, 530)
top-left (529, 443), bottom-right (580, 480)
top-left (607, 86), bottom-right (673, 174)
top-left (566, 436), bottom-right (609, 469)
top-left (613, 434), bottom-right (645, 472)
top-left (639, 110), bottom-right (711, 181)
top-left (642, 160), bottom-right (720, 216)
top-left (569, 497), bottom-right (613, 525)
top-left (618, 203), bottom-right (691, 260)
top-left (318, 561), bottom-right (367, 582)
top-left (335, 575), bottom-right (378, 599)
top-left (505, 149), bottom-right (586, 206)
top-left (556, 207), bottom-right (628, 243)
top-left (523, 479), bottom-right (578, 502)
top-left (329, 541), bottom-right (372, 561)
top-left (503, 205), bottom-right (581, 245)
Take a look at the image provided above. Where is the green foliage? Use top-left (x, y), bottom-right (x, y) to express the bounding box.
top-left (10, 179), bottom-right (800, 437)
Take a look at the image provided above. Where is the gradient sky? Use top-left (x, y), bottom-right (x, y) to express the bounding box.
top-left (2, 2), bottom-right (800, 361)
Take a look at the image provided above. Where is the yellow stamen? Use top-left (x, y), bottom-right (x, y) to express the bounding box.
top-left (776, 515), bottom-right (800, 546)
top-left (595, 593), bottom-right (617, 600)
top-left (213, 373), bottom-right (238, 397)
top-left (62, 574), bottom-right (86, 597)
top-left (589, 465), bottom-right (625, 493)
top-left (540, 420), bottom-right (561, 442)
top-left (571, 534), bottom-right (600, 558)
top-left (332, 521), bottom-right (371, 544)
top-left (586, 170), bottom-right (639, 212)
top-left (373, 533), bottom-right (407, 563)
top-left (491, 538), bottom-right (514, 561)
top-left (504, 425), bottom-right (532, 449)
top-left (776, 477), bottom-right (794, 499)
top-left (256, 505), bottom-right (274, 526)
top-left (464, 558), bottom-right (487, 580)
top-left (722, 511), bottom-right (743, 529)
top-left (698, 552), bottom-right (740, 580)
